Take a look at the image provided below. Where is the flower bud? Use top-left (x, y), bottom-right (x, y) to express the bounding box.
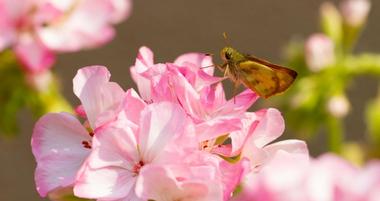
top-left (340, 0), bottom-right (371, 27)
top-left (320, 2), bottom-right (343, 43)
top-left (305, 33), bottom-right (335, 72)
top-left (327, 95), bottom-right (350, 118)
top-left (25, 70), bottom-right (53, 92)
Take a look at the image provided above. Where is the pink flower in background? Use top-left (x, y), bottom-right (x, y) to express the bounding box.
top-left (0, 0), bottom-right (131, 73)
top-left (233, 152), bottom-right (380, 201)
top-left (340, 0), bottom-right (371, 27)
top-left (31, 66), bottom-right (127, 196)
top-left (305, 33), bottom-right (335, 72)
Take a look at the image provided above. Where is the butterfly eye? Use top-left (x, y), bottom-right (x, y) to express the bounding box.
top-left (225, 52), bottom-right (231, 60)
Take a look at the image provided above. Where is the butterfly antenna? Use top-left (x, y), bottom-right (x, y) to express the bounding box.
top-left (222, 32), bottom-right (231, 46)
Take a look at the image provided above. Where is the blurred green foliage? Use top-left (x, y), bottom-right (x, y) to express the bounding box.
top-left (272, 0), bottom-right (380, 161)
top-left (0, 51), bottom-right (72, 137)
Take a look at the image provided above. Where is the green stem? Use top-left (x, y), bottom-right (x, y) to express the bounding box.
top-left (344, 54), bottom-right (380, 76)
top-left (28, 73), bottom-right (73, 116)
top-left (326, 115), bottom-right (344, 153)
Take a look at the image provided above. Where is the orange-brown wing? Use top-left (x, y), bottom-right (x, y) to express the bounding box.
top-left (237, 55), bottom-right (297, 98)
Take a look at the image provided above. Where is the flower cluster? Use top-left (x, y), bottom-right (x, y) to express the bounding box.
top-left (31, 47), bottom-right (308, 200)
top-left (234, 152), bottom-right (380, 201)
top-left (0, 0), bottom-right (131, 73)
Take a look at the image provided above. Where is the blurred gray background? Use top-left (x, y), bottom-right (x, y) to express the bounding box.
top-left (1, 0), bottom-right (379, 200)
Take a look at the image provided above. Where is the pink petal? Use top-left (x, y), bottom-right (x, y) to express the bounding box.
top-left (74, 164), bottom-right (136, 200)
top-left (119, 88), bottom-right (147, 126)
top-left (229, 112), bottom-right (260, 156)
top-left (214, 89), bottom-right (258, 117)
top-left (195, 116), bottom-right (242, 141)
top-left (14, 34), bottom-right (55, 73)
top-left (31, 113), bottom-right (91, 196)
top-left (172, 72), bottom-right (205, 118)
top-left (37, 0), bottom-right (116, 52)
top-left (73, 66), bottom-right (124, 129)
top-left (263, 140), bottom-right (309, 158)
top-left (74, 112), bottom-right (145, 200)
top-left (130, 46), bottom-right (155, 101)
top-left (250, 108), bottom-right (285, 148)
top-left (219, 159), bottom-right (249, 200)
top-left (88, 119), bottom-right (139, 170)
top-left (109, 0), bottom-right (132, 23)
top-left (138, 102), bottom-right (187, 163)
top-left (174, 53), bottom-right (214, 75)
top-left (136, 165), bottom-right (214, 201)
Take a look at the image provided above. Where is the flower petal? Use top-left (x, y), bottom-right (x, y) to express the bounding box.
top-left (136, 165), bottom-right (215, 201)
top-left (174, 53), bottom-right (214, 75)
top-left (138, 102), bottom-right (187, 162)
top-left (74, 164), bottom-right (136, 200)
top-left (73, 66), bottom-right (124, 128)
top-left (31, 113), bottom-right (90, 196)
top-left (250, 108), bottom-right (285, 148)
top-left (14, 33), bottom-right (55, 73)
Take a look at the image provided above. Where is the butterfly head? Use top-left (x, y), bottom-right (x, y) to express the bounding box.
top-left (220, 46), bottom-right (245, 64)
top-left (220, 47), bottom-right (235, 62)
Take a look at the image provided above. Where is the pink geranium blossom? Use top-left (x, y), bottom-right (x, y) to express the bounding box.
top-left (31, 66), bottom-right (128, 196)
top-left (131, 46), bottom-right (258, 141)
top-left (33, 49), bottom-right (309, 201)
top-left (74, 102), bottom-right (192, 200)
top-left (0, 0), bottom-right (131, 73)
top-left (234, 152), bottom-right (380, 201)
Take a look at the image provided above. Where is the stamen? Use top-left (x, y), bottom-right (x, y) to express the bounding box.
top-left (81, 141), bottom-right (92, 149)
top-left (132, 160), bottom-right (145, 175)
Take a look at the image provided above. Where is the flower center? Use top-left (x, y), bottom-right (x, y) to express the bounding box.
top-left (132, 160), bottom-right (145, 175)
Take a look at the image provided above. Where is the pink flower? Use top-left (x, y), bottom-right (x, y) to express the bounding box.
top-left (211, 108), bottom-right (308, 172)
top-left (233, 152), bottom-right (380, 201)
top-left (0, 0), bottom-right (131, 73)
top-left (32, 51), bottom-right (308, 201)
top-left (31, 66), bottom-right (127, 196)
top-left (340, 0), bottom-right (371, 27)
top-left (73, 102), bottom-right (191, 200)
top-left (305, 33), bottom-right (335, 72)
top-left (131, 46), bottom-right (258, 141)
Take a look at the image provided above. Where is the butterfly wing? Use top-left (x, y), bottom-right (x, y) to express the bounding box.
top-left (237, 55), bottom-right (297, 98)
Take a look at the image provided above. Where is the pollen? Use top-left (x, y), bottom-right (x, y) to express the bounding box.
top-left (81, 140), bottom-right (92, 149)
top-left (132, 160), bottom-right (145, 175)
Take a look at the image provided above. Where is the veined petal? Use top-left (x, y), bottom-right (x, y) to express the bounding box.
top-left (88, 119), bottom-right (139, 170)
top-left (14, 33), bottom-right (55, 73)
top-left (263, 140), bottom-right (309, 158)
top-left (120, 88), bottom-right (146, 126)
top-left (130, 46), bottom-right (155, 101)
top-left (136, 165), bottom-right (217, 201)
top-left (250, 108), bottom-right (285, 148)
top-left (31, 113), bottom-right (91, 196)
top-left (174, 52), bottom-right (214, 75)
top-left (73, 66), bottom-right (124, 128)
top-left (37, 0), bottom-right (116, 52)
top-left (138, 102), bottom-right (186, 163)
top-left (214, 89), bottom-right (258, 117)
top-left (74, 165), bottom-right (136, 200)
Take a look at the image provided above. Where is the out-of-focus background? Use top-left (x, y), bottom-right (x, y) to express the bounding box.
top-left (0, 0), bottom-right (379, 200)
